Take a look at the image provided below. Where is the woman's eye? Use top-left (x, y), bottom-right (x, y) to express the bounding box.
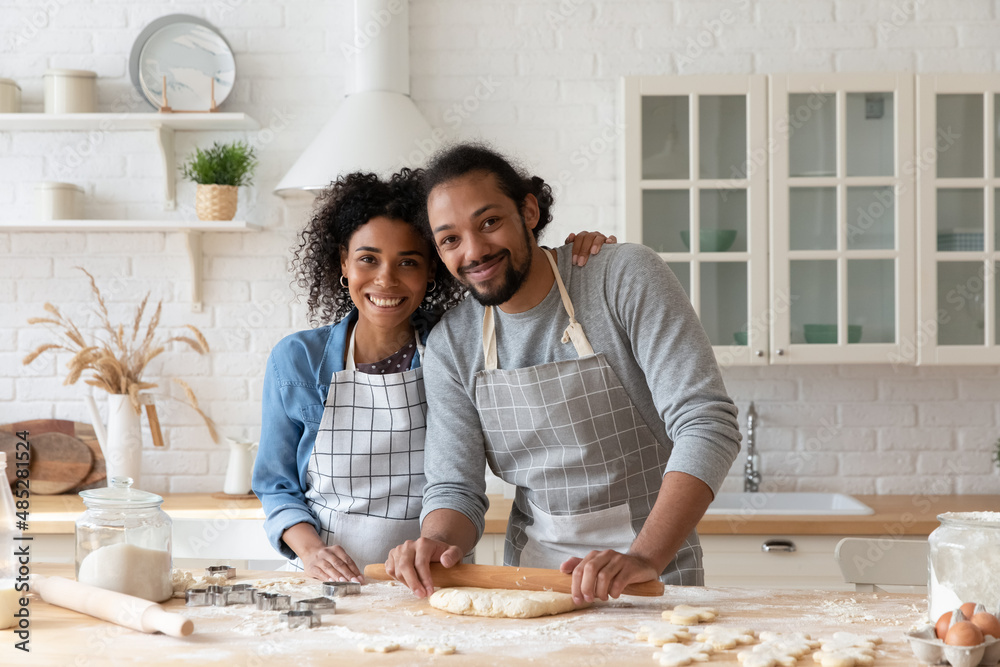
top-left (482, 217), bottom-right (498, 229)
top-left (359, 255), bottom-right (376, 264)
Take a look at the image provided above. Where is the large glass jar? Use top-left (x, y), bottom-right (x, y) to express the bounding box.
top-left (928, 511), bottom-right (1000, 620)
top-left (75, 476), bottom-right (172, 602)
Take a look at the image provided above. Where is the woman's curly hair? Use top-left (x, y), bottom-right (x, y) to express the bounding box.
top-left (292, 168), bottom-right (465, 326)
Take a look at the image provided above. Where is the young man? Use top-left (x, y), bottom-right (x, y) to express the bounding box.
top-left (386, 144), bottom-right (741, 604)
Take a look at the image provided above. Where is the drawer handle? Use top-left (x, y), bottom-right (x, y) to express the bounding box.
top-left (761, 539), bottom-right (796, 553)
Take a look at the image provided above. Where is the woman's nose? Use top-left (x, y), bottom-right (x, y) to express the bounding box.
top-left (374, 264), bottom-right (398, 286)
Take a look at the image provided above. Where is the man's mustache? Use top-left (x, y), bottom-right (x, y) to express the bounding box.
top-left (458, 250), bottom-right (509, 277)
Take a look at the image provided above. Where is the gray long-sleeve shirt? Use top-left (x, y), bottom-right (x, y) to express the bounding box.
top-left (420, 242), bottom-right (742, 540)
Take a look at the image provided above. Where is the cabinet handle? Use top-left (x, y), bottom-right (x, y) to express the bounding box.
top-left (761, 539), bottom-right (796, 553)
top-left (755, 349), bottom-right (764, 357)
top-left (775, 349), bottom-right (785, 356)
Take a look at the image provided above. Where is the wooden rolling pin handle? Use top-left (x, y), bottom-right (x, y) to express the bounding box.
top-left (364, 563), bottom-right (664, 597)
top-left (31, 575), bottom-right (193, 637)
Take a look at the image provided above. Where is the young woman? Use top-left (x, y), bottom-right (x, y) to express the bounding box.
top-left (253, 168), bottom-right (613, 583)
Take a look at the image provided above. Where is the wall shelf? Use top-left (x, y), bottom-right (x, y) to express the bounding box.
top-left (0, 219), bottom-right (261, 312)
top-left (0, 112), bottom-right (260, 211)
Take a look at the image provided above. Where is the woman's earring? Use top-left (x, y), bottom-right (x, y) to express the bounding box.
top-left (340, 275), bottom-right (349, 288)
top-left (426, 279), bottom-right (437, 294)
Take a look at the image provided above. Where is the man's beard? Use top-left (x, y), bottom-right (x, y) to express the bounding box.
top-left (459, 222), bottom-right (533, 307)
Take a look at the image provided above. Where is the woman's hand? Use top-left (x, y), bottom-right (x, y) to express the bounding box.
top-left (564, 231), bottom-right (618, 267)
top-left (302, 543), bottom-right (364, 583)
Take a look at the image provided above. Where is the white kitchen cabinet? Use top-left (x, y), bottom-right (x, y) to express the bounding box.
top-left (770, 73), bottom-right (916, 364)
top-left (621, 75), bottom-right (770, 365)
top-left (701, 534), bottom-right (927, 592)
top-left (623, 74), bottom-right (916, 365)
top-left (916, 74), bottom-right (1000, 364)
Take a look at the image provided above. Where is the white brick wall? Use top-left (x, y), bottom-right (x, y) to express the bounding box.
top-left (1, 0), bottom-right (998, 495)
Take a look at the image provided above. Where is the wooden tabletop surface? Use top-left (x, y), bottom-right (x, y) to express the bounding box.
top-left (26, 493), bottom-right (1000, 536)
top-left (2, 563), bottom-right (933, 666)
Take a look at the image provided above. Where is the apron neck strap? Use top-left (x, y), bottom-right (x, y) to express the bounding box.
top-left (346, 322), bottom-right (424, 372)
top-left (482, 248), bottom-right (595, 371)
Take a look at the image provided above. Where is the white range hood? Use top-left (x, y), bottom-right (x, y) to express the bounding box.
top-left (274, 0), bottom-right (432, 196)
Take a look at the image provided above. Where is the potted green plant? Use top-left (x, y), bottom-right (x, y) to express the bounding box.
top-left (180, 140), bottom-right (257, 221)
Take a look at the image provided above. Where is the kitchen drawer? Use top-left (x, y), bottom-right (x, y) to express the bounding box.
top-left (701, 534), bottom-right (852, 590)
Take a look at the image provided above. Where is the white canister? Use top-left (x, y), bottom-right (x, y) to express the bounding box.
top-left (35, 182), bottom-right (84, 220)
top-left (44, 69), bottom-right (97, 113)
top-left (0, 78), bottom-right (20, 113)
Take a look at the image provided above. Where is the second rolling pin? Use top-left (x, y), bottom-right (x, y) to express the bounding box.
top-left (364, 562), bottom-right (665, 596)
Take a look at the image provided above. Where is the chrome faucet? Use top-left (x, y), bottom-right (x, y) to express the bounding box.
top-left (744, 402), bottom-right (761, 493)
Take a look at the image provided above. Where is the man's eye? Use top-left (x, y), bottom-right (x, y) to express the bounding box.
top-left (438, 236), bottom-right (456, 246)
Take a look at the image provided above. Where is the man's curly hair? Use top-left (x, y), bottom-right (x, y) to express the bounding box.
top-left (292, 168), bottom-right (465, 326)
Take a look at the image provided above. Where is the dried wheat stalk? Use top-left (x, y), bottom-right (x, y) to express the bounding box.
top-left (23, 267), bottom-right (218, 441)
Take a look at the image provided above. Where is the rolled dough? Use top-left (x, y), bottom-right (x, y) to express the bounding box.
top-left (428, 587), bottom-right (589, 619)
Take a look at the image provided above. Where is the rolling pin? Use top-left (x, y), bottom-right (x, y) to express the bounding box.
top-left (364, 562), bottom-right (665, 597)
top-left (30, 575), bottom-right (193, 637)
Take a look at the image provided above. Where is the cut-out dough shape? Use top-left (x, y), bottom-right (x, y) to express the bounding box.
top-left (696, 625), bottom-right (757, 649)
top-left (655, 641), bottom-right (714, 666)
top-left (820, 632), bottom-right (882, 650)
top-left (758, 631), bottom-right (821, 657)
top-left (428, 587), bottom-right (587, 618)
top-left (417, 644), bottom-right (456, 655)
top-left (738, 644), bottom-right (799, 667)
top-left (812, 647), bottom-right (875, 667)
top-left (663, 604), bottom-right (718, 625)
top-left (636, 624), bottom-right (693, 646)
top-left (359, 642), bottom-right (400, 653)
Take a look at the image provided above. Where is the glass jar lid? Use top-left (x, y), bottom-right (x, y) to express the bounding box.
top-left (79, 477), bottom-right (164, 509)
top-left (937, 511), bottom-right (1000, 529)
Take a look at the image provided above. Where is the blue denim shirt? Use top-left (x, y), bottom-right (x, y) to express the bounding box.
top-left (252, 308), bottom-right (434, 560)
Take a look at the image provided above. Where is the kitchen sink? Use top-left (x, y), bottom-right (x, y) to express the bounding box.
top-left (705, 492), bottom-right (874, 516)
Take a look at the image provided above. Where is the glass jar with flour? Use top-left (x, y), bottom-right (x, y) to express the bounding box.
top-left (928, 512), bottom-right (1000, 620)
top-left (75, 477), bottom-right (172, 602)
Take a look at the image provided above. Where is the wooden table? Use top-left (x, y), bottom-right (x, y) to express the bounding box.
top-left (1, 563), bottom-right (930, 666)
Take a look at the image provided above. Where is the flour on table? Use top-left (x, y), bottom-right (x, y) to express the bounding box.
top-left (428, 587), bottom-right (588, 619)
top-left (663, 604), bottom-right (717, 625)
top-left (655, 641), bottom-right (713, 665)
top-left (819, 632), bottom-right (882, 650)
top-left (359, 641), bottom-right (400, 653)
top-left (636, 623), bottom-right (692, 646)
top-left (695, 625), bottom-right (757, 649)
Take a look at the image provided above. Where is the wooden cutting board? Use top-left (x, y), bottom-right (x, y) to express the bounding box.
top-left (0, 420), bottom-right (106, 494)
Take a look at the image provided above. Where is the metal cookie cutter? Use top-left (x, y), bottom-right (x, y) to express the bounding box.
top-left (294, 597), bottom-right (337, 614)
top-left (224, 584), bottom-right (256, 605)
top-left (323, 581), bottom-right (361, 597)
top-left (207, 585), bottom-right (229, 607)
top-left (206, 565), bottom-right (236, 579)
top-left (185, 588), bottom-right (212, 606)
top-left (255, 592), bottom-right (292, 611)
top-left (280, 610), bottom-right (321, 629)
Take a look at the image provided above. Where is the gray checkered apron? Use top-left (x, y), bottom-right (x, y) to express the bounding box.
top-left (475, 250), bottom-right (703, 585)
top-left (290, 324), bottom-right (425, 571)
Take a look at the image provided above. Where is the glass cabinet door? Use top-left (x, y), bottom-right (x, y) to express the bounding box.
top-left (624, 75), bottom-right (768, 365)
top-left (917, 75), bottom-right (1000, 363)
top-left (770, 73), bottom-right (915, 364)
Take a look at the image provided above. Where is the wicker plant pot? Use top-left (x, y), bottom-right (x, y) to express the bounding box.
top-left (195, 184), bottom-right (238, 221)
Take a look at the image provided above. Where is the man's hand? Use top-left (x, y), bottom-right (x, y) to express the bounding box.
top-left (385, 537), bottom-right (464, 598)
top-left (301, 544), bottom-right (363, 583)
top-left (560, 550), bottom-right (658, 604)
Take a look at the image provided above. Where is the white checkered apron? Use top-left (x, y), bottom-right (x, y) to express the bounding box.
top-left (293, 325), bottom-right (426, 571)
top-left (474, 251), bottom-right (703, 585)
